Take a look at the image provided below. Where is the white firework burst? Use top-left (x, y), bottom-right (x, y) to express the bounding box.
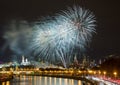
top-left (31, 6), bottom-right (96, 68)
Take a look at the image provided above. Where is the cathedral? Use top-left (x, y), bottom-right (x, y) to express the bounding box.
top-left (21, 55), bottom-right (30, 65)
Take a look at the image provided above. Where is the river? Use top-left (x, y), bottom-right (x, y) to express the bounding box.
top-left (1, 76), bottom-right (91, 85)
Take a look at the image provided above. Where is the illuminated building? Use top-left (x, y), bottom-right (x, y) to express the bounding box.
top-left (21, 55), bottom-right (30, 65)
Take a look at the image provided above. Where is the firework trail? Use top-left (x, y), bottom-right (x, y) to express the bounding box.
top-left (31, 6), bottom-right (96, 68)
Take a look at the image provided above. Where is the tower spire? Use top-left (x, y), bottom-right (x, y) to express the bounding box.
top-left (22, 55), bottom-right (25, 63)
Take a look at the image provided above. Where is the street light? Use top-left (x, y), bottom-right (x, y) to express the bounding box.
top-left (88, 70), bottom-right (93, 74)
top-left (94, 71), bottom-right (96, 75)
top-left (98, 71), bottom-right (101, 77)
top-left (99, 71), bottom-right (101, 75)
top-left (103, 71), bottom-right (106, 77)
top-left (113, 72), bottom-right (117, 79)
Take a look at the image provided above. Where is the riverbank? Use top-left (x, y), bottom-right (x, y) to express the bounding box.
top-left (0, 70), bottom-right (99, 85)
top-left (0, 72), bottom-right (13, 82)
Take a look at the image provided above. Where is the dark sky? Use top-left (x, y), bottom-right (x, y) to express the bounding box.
top-left (0, 0), bottom-right (120, 61)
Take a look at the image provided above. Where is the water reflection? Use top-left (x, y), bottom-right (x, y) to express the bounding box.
top-left (2, 76), bottom-right (83, 85)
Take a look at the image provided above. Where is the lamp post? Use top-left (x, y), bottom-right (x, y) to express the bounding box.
top-left (98, 71), bottom-right (101, 77)
top-left (103, 71), bottom-right (106, 78)
top-left (113, 72), bottom-right (117, 79)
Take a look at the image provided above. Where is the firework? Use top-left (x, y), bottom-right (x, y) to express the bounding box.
top-left (31, 6), bottom-right (96, 68)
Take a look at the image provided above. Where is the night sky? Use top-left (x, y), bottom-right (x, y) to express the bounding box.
top-left (0, 0), bottom-right (120, 61)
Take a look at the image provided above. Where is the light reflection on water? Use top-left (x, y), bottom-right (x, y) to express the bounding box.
top-left (2, 76), bottom-right (83, 85)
